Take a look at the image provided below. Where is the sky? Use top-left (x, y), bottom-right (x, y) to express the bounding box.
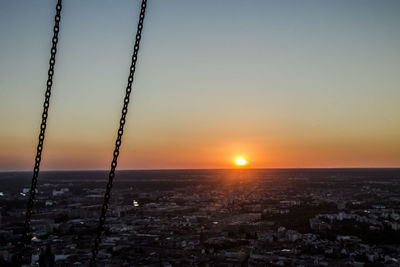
top-left (0, 0), bottom-right (399, 171)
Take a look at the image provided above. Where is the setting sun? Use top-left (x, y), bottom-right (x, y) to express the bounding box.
top-left (235, 157), bottom-right (247, 166)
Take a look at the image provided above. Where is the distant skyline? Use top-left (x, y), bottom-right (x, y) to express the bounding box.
top-left (0, 0), bottom-right (399, 171)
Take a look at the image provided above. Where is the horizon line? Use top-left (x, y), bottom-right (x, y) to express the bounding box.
top-left (1, 167), bottom-right (400, 173)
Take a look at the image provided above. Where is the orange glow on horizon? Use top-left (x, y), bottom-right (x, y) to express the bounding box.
top-left (1, 133), bottom-right (399, 170)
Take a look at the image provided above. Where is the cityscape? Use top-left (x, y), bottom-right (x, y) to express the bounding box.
top-left (1, 169), bottom-right (400, 266)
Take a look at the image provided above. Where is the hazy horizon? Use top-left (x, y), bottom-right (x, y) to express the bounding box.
top-left (1, 167), bottom-right (400, 173)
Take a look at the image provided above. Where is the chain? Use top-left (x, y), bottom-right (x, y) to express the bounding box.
top-left (90, 1), bottom-right (147, 265)
top-left (19, 0), bottom-right (62, 261)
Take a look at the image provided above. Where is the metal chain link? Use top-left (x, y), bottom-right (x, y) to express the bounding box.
top-left (19, 0), bottom-right (62, 260)
top-left (90, 1), bottom-right (147, 265)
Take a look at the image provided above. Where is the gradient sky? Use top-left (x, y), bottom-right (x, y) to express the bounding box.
top-left (1, 0), bottom-right (399, 170)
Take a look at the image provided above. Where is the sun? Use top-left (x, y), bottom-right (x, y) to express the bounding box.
top-left (235, 157), bottom-right (247, 166)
